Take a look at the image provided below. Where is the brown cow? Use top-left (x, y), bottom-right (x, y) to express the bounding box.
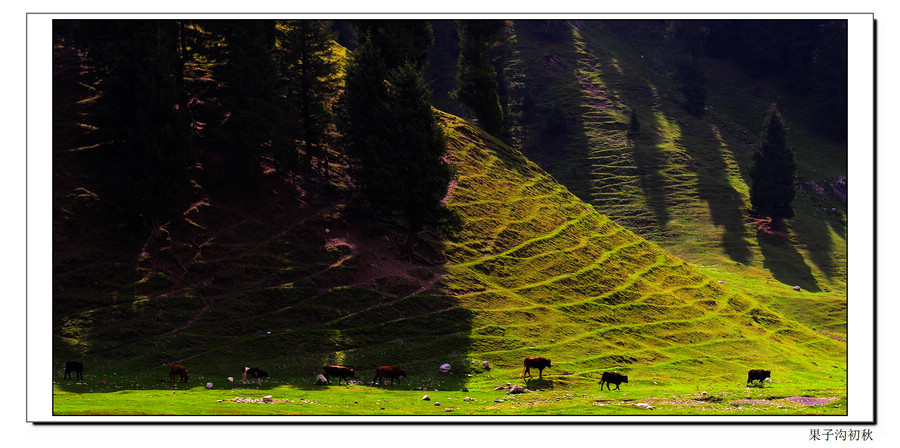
top-left (522, 357), bottom-right (552, 379)
top-left (599, 371), bottom-right (628, 391)
top-left (169, 364), bottom-right (189, 383)
top-left (372, 366), bottom-right (407, 386)
top-left (323, 365), bottom-right (355, 385)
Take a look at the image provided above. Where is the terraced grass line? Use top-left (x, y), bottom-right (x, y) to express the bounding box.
top-left (506, 240), bottom-right (652, 293)
top-left (451, 209), bottom-right (594, 268)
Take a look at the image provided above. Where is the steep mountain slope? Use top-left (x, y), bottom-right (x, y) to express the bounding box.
top-left (438, 112), bottom-right (843, 387)
top-left (495, 21), bottom-right (847, 321)
top-left (53, 95), bottom-right (844, 396)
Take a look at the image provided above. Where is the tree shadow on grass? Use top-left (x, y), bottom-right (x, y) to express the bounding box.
top-left (674, 115), bottom-right (753, 265)
top-left (756, 228), bottom-right (821, 292)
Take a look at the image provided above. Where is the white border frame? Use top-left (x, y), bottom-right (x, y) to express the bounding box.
top-left (25, 12), bottom-right (875, 426)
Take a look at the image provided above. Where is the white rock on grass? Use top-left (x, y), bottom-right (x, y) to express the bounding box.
top-left (507, 385), bottom-right (527, 394)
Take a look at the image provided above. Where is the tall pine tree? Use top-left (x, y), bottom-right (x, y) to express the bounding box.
top-left (214, 20), bottom-right (281, 188)
top-left (275, 20), bottom-right (338, 178)
top-left (77, 20), bottom-right (192, 230)
top-left (451, 20), bottom-right (505, 135)
top-left (351, 20), bottom-right (433, 70)
top-left (339, 39), bottom-right (458, 260)
top-left (384, 63), bottom-right (458, 258)
top-left (750, 104), bottom-right (797, 224)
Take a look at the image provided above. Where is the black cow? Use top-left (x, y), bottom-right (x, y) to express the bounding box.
top-left (169, 364), bottom-right (189, 383)
top-left (372, 366), bottom-right (407, 386)
top-left (522, 357), bottom-right (552, 379)
top-left (64, 361), bottom-right (83, 381)
top-left (747, 369), bottom-right (771, 386)
top-left (599, 371), bottom-right (628, 391)
top-left (322, 365), bottom-right (355, 385)
top-left (242, 367), bottom-right (269, 385)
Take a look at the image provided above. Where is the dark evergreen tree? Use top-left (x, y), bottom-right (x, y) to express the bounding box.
top-left (338, 40), bottom-right (459, 260)
top-left (275, 20), bottom-right (338, 178)
top-left (214, 20), bottom-right (282, 188)
top-left (424, 20), bottom-right (462, 113)
top-left (351, 20), bottom-right (434, 70)
top-left (665, 20), bottom-right (709, 64)
top-left (451, 20), bottom-right (505, 135)
top-left (76, 20), bottom-right (192, 229)
top-left (337, 40), bottom-right (390, 192)
top-left (677, 60), bottom-right (707, 116)
top-left (384, 63), bottom-right (459, 257)
top-left (750, 104), bottom-right (797, 224)
top-left (628, 109), bottom-right (641, 137)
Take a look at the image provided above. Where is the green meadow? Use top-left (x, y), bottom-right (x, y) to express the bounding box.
top-left (51, 20), bottom-right (847, 417)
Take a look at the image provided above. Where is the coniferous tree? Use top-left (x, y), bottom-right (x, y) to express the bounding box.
top-left (351, 20), bottom-right (433, 70)
top-left (339, 39), bottom-right (459, 260)
top-left (215, 20), bottom-right (282, 188)
top-left (665, 21), bottom-right (709, 64)
top-left (451, 20), bottom-right (505, 135)
top-left (677, 60), bottom-right (707, 116)
top-left (77, 20), bottom-right (192, 229)
top-left (275, 20), bottom-right (338, 177)
top-left (337, 39), bottom-right (390, 193)
top-left (750, 104), bottom-right (797, 224)
top-left (384, 63), bottom-right (459, 257)
top-left (629, 109), bottom-right (641, 137)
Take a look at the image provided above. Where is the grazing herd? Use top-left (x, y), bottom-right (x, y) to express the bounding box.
top-left (61, 359), bottom-right (773, 393)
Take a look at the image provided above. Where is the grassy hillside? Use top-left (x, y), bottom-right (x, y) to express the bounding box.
top-left (53, 110), bottom-right (845, 411)
top-left (51, 23), bottom-right (846, 415)
top-left (438, 112), bottom-right (844, 391)
top-left (496, 21), bottom-right (847, 322)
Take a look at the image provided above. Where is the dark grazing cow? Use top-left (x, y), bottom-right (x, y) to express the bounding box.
top-left (322, 365), bottom-right (356, 385)
top-left (599, 371), bottom-right (628, 391)
top-left (372, 366), bottom-right (407, 386)
top-left (169, 364), bottom-right (189, 383)
top-left (522, 357), bottom-right (552, 379)
top-left (64, 361), bottom-right (83, 381)
top-left (747, 369), bottom-right (771, 385)
top-left (242, 367), bottom-right (269, 385)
